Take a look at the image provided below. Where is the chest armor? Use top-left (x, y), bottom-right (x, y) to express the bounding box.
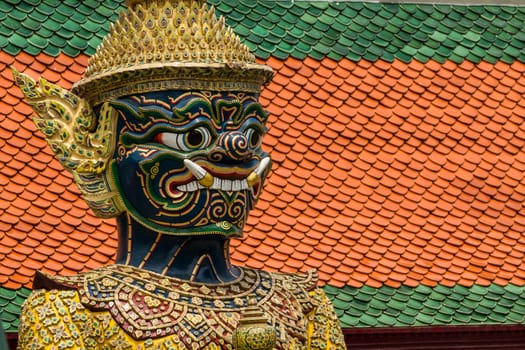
top-left (36, 264), bottom-right (319, 349)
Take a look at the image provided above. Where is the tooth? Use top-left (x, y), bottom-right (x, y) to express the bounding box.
top-left (255, 157), bottom-right (271, 177)
top-left (232, 180), bottom-right (243, 191)
top-left (187, 181), bottom-right (198, 192)
top-left (247, 157), bottom-right (271, 187)
top-left (182, 158), bottom-right (270, 192)
top-left (184, 159), bottom-right (214, 187)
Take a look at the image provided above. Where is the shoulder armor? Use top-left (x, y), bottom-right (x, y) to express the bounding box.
top-left (33, 270), bottom-right (91, 291)
top-left (270, 269), bottom-right (319, 314)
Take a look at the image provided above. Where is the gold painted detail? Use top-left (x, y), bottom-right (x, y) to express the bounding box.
top-left (37, 265), bottom-right (319, 348)
top-left (246, 172), bottom-right (259, 187)
top-left (72, 0), bottom-right (273, 105)
top-left (232, 298), bottom-right (276, 350)
top-left (86, 0), bottom-right (255, 77)
top-left (216, 221), bottom-right (232, 230)
top-left (306, 289), bottom-right (347, 350)
top-left (12, 69), bottom-right (114, 174)
top-left (12, 69), bottom-right (124, 218)
top-left (18, 269), bottom-right (345, 349)
top-left (199, 172), bottom-right (214, 187)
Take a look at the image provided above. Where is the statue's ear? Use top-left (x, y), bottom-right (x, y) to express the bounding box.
top-left (11, 68), bottom-right (115, 173)
top-left (12, 68), bottom-right (124, 218)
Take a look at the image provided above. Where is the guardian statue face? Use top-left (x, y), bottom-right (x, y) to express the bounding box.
top-left (12, 0), bottom-right (274, 238)
top-left (110, 90), bottom-right (270, 237)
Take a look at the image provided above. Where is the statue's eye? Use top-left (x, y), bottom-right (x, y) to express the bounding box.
top-left (245, 128), bottom-right (262, 149)
top-left (154, 127), bottom-right (212, 151)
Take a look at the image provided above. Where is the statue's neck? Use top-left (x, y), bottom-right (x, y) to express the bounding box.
top-left (114, 213), bottom-right (240, 284)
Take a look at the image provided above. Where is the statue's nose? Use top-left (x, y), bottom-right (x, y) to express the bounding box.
top-left (209, 131), bottom-right (252, 163)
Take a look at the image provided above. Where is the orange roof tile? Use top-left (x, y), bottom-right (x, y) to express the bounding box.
top-left (2, 49), bottom-right (525, 293)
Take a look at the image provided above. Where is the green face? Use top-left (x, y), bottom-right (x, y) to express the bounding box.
top-left (111, 90), bottom-right (271, 237)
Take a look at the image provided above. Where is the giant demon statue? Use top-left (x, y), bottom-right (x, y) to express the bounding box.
top-left (13, 0), bottom-right (346, 349)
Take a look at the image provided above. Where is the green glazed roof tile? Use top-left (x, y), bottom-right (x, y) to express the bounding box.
top-left (64, 37), bottom-right (87, 52)
top-left (27, 34), bottom-right (48, 49)
top-left (271, 47), bottom-right (290, 61)
top-left (23, 43), bottom-right (42, 56)
top-left (8, 9), bottom-right (27, 22)
top-left (360, 314), bottom-right (379, 327)
top-left (453, 310), bottom-right (472, 323)
top-left (377, 314), bottom-right (398, 326)
top-left (415, 312), bottom-right (434, 325)
top-left (436, 312), bottom-right (455, 324)
top-left (0, 287), bottom-right (31, 332)
top-left (2, 0), bottom-right (525, 331)
top-left (2, 42), bottom-right (20, 55)
top-left (62, 20), bottom-right (81, 34)
top-left (2, 15), bottom-right (19, 32)
top-left (0, 1), bottom-right (13, 12)
top-left (0, 23), bottom-right (12, 37)
top-left (398, 313), bottom-right (416, 326)
top-left (62, 0), bottom-right (80, 6)
top-left (324, 283), bottom-right (525, 327)
top-left (507, 312), bottom-right (524, 323)
top-left (488, 312), bottom-right (508, 323)
top-left (8, 32), bottom-right (28, 50)
top-left (34, 2), bottom-right (54, 16)
top-left (213, 1), bottom-right (525, 64)
top-left (76, 3), bottom-right (97, 16)
top-left (56, 5), bottom-right (75, 18)
top-left (44, 43), bottom-right (61, 56)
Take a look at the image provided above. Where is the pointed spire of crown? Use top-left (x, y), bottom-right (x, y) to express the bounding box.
top-left (72, 0), bottom-right (273, 105)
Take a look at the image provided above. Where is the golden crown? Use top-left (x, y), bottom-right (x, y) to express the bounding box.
top-left (72, 0), bottom-right (273, 105)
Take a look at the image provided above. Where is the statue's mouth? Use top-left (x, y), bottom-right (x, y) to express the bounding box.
top-left (165, 157), bottom-right (271, 198)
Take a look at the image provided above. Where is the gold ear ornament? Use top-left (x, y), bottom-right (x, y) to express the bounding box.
top-left (11, 0), bottom-right (272, 218)
top-left (12, 69), bottom-right (124, 218)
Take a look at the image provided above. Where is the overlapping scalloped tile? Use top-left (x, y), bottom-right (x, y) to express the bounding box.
top-left (6, 54), bottom-right (524, 292)
top-left (0, 287), bottom-right (30, 331)
top-left (210, 1), bottom-right (525, 64)
top-left (1, 1), bottom-right (524, 64)
top-left (0, 0), bottom-right (124, 57)
top-left (234, 56), bottom-right (525, 291)
top-left (0, 51), bottom-right (118, 291)
top-left (325, 283), bottom-right (525, 327)
top-left (2, 0), bottom-right (525, 333)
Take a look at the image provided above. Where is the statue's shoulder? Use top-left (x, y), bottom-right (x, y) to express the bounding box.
top-left (268, 269), bottom-right (318, 290)
top-left (33, 265), bottom-right (319, 306)
top-left (28, 265), bottom-right (320, 347)
top-left (266, 268), bottom-right (319, 309)
top-left (33, 265), bottom-right (113, 291)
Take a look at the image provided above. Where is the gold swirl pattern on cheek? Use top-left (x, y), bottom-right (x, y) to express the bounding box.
top-left (149, 162), bottom-right (160, 179)
top-left (205, 191), bottom-right (249, 227)
top-left (207, 195), bottom-right (228, 220)
top-left (228, 196), bottom-right (247, 221)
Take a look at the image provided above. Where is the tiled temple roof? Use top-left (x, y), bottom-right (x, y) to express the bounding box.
top-left (1, 0), bottom-right (525, 331)
top-left (0, 0), bottom-right (122, 57)
top-left (214, 1), bottom-right (525, 64)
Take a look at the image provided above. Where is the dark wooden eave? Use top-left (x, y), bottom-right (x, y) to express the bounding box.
top-left (344, 324), bottom-right (525, 350)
